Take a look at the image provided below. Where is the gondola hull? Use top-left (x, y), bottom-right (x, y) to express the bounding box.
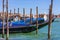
top-left (0, 18), bottom-right (54, 34)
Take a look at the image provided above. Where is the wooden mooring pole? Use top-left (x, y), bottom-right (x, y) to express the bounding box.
top-left (23, 8), bottom-right (25, 22)
top-left (10, 10), bottom-right (11, 21)
top-left (13, 9), bottom-right (16, 19)
top-left (10, 10), bottom-right (11, 16)
top-left (18, 8), bottom-right (19, 15)
top-left (14, 8), bottom-right (16, 14)
top-left (30, 8), bottom-right (32, 24)
top-left (2, 0), bottom-right (5, 38)
top-left (6, 0), bottom-right (9, 40)
top-left (36, 6), bottom-right (38, 34)
top-left (18, 8), bottom-right (20, 20)
top-left (48, 0), bottom-right (53, 40)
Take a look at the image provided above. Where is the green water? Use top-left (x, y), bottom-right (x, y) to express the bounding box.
top-left (0, 18), bottom-right (60, 40)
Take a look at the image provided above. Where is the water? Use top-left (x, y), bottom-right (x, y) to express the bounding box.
top-left (0, 18), bottom-right (60, 40)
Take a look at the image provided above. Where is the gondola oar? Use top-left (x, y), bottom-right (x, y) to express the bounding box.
top-left (48, 0), bottom-right (53, 40)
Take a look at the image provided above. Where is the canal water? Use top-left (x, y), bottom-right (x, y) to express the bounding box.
top-left (0, 18), bottom-right (60, 40)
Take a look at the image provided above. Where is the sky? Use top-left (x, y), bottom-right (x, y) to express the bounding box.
top-left (0, 0), bottom-right (60, 15)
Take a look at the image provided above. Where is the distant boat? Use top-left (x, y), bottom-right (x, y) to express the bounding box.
top-left (0, 17), bottom-right (55, 33)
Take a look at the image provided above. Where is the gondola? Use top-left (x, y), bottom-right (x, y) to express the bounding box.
top-left (0, 17), bottom-right (55, 33)
top-left (25, 18), bottom-right (44, 24)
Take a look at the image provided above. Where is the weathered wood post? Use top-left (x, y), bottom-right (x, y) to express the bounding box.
top-left (36, 6), bottom-right (38, 34)
top-left (18, 8), bottom-right (20, 21)
top-left (6, 0), bottom-right (9, 40)
top-left (30, 8), bottom-right (32, 24)
top-left (14, 8), bottom-right (16, 14)
top-left (18, 8), bottom-right (19, 15)
top-left (23, 8), bottom-right (25, 22)
top-left (2, 0), bottom-right (5, 38)
top-left (10, 10), bottom-right (11, 16)
top-left (48, 0), bottom-right (53, 40)
top-left (9, 10), bottom-right (11, 21)
top-left (14, 8), bottom-right (16, 17)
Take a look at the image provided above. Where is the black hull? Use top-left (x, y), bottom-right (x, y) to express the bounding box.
top-left (0, 18), bottom-right (54, 34)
